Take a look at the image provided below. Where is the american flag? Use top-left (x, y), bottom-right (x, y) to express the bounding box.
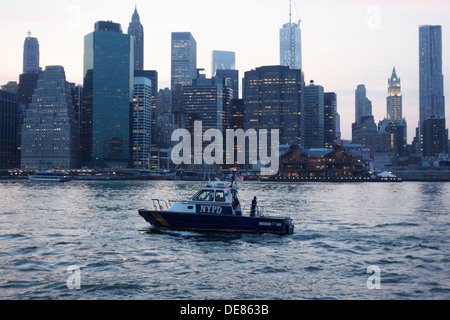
top-left (235, 173), bottom-right (244, 183)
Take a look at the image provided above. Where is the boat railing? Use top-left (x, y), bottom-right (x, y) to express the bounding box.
top-left (151, 199), bottom-right (171, 211)
top-left (242, 204), bottom-right (267, 217)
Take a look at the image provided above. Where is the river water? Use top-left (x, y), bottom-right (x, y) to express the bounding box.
top-left (0, 180), bottom-right (449, 300)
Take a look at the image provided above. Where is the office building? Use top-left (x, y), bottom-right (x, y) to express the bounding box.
top-left (215, 69), bottom-right (239, 100)
top-left (304, 81), bottom-right (324, 149)
top-left (182, 77), bottom-right (233, 133)
top-left (21, 66), bottom-right (79, 170)
top-left (243, 65), bottom-right (304, 146)
top-left (324, 92), bottom-right (337, 148)
top-left (82, 21), bottom-right (134, 168)
top-left (422, 117), bottom-right (448, 158)
top-left (0, 90), bottom-right (19, 169)
top-left (212, 50), bottom-right (236, 77)
top-left (132, 77), bottom-right (152, 168)
top-left (419, 25), bottom-right (447, 156)
top-left (171, 32), bottom-right (197, 89)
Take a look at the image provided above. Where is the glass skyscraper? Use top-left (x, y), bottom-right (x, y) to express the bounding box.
top-left (171, 32), bottom-right (197, 89)
top-left (419, 25), bottom-right (447, 156)
top-left (419, 25), bottom-right (445, 126)
top-left (82, 21), bottom-right (134, 169)
top-left (211, 50), bottom-right (236, 77)
top-left (280, 1), bottom-right (302, 70)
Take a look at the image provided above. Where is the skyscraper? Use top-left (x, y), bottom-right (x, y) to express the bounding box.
top-left (419, 25), bottom-right (446, 157)
top-left (82, 21), bottom-right (134, 169)
top-left (324, 92), bottom-right (337, 148)
top-left (23, 32), bottom-right (40, 74)
top-left (387, 67), bottom-right (402, 121)
top-left (379, 67), bottom-right (407, 158)
top-left (355, 84), bottom-right (372, 124)
top-left (419, 25), bottom-right (445, 126)
top-left (304, 81), bottom-right (324, 149)
top-left (128, 6), bottom-right (144, 71)
top-left (182, 77), bottom-right (233, 133)
top-left (21, 66), bottom-right (79, 170)
top-left (215, 69), bottom-right (239, 100)
top-left (171, 32), bottom-right (197, 89)
top-left (280, 0), bottom-right (302, 70)
top-left (0, 90), bottom-right (19, 169)
top-left (132, 77), bottom-right (152, 168)
top-left (212, 50), bottom-right (236, 77)
top-left (243, 65), bottom-right (304, 146)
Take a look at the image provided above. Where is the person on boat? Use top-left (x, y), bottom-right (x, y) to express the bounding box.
top-left (250, 196), bottom-right (257, 216)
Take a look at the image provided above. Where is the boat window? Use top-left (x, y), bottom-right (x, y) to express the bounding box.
top-left (194, 190), bottom-right (214, 202)
top-left (215, 190), bottom-right (225, 202)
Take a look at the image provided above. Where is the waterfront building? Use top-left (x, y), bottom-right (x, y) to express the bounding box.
top-left (82, 21), bottom-right (134, 169)
top-left (324, 92), bottom-right (337, 148)
top-left (212, 50), bottom-right (236, 77)
top-left (279, 144), bottom-right (363, 178)
top-left (243, 65), bottom-right (304, 146)
top-left (280, 0), bottom-right (302, 70)
top-left (171, 32), bottom-right (197, 89)
top-left (303, 81), bottom-right (324, 149)
top-left (128, 6), bottom-right (144, 71)
top-left (0, 90), bottom-right (19, 169)
top-left (21, 66), bottom-right (79, 170)
top-left (132, 77), bottom-right (152, 169)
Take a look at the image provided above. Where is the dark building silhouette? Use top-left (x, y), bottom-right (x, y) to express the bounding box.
top-left (324, 92), bottom-right (337, 148)
top-left (422, 117), bottom-right (448, 158)
top-left (0, 90), bottom-right (19, 169)
top-left (304, 81), bottom-right (324, 148)
top-left (128, 6), bottom-right (144, 71)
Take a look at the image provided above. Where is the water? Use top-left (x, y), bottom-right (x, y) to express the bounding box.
top-left (0, 180), bottom-right (449, 300)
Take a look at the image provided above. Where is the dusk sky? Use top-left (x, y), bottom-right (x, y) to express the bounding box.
top-left (1, 0), bottom-right (449, 141)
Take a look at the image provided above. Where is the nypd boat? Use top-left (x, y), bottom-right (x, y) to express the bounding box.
top-left (138, 179), bottom-right (294, 236)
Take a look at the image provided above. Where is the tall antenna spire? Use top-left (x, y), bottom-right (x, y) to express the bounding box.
top-left (289, 0), bottom-right (292, 24)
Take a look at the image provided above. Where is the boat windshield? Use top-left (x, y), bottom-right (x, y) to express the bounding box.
top-left (194, 190), bottom-right (214, 201)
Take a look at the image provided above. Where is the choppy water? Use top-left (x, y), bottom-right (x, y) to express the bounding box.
top-left (0, 180), bottom-right (449, 300)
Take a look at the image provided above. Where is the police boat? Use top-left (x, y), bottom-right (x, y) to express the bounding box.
top-left (138, 178), bottom-right (294, 236)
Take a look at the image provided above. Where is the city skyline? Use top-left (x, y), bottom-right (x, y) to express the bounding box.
top-left (1, 0), bottom-right (450, 141)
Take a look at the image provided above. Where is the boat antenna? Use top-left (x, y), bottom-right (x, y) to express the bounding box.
top-left (230, 170), bottom-right (236, 188)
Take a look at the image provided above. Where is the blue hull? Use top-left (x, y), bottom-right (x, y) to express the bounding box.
top-left (138, 210), bottom-right (294, 236)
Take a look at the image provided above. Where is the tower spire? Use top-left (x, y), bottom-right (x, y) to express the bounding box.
top-left (289, 0), bottom-right (292, 24)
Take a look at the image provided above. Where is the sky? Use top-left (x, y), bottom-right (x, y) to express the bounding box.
top-left (1, 0), bottom-right (449, 141)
